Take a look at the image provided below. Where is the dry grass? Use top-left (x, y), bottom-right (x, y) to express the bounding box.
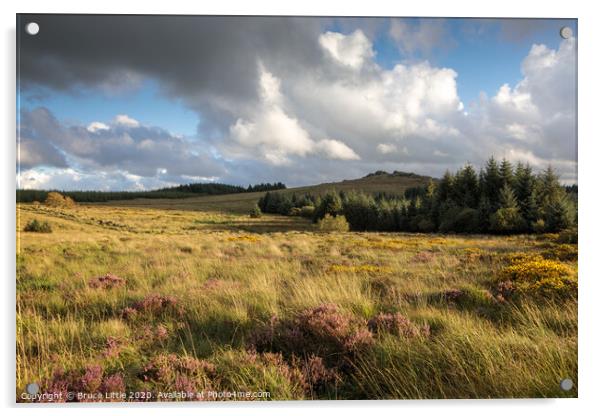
top-left (16, 202), bottom-right (577, 401)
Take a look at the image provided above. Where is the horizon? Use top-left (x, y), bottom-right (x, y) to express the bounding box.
top-left (16, 163), bottom-right (578, 193)
top-left (17, 15), bottom-right (577, 191)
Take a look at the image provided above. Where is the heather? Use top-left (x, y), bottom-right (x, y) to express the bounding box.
top-left (17, 201), bottom-right (577, 400)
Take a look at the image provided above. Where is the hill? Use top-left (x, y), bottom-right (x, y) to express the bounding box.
top-left (101, 171), bottom-right (435, 214)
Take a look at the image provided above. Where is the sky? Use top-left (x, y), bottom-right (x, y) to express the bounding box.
top-left (17, 15), bottom-right (577, 190)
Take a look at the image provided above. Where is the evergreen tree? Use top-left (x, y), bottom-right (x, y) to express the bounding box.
top-left (313, 190), bottom-right (343, 221)
top-left (513, 163), bottom-right (539, 228)
top-left (499, 159), bottom-right (515, 188)
top-left (483, 157), bottom-right (502, 209)
top-left (455, 164), bottom-right (479, 208)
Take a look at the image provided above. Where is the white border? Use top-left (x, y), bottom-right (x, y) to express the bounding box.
top-left (2, 1), bottom-right (600, 415)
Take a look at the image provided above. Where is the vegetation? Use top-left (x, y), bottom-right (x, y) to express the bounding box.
top-left (16, 200), bottom-right (577, 400)
top-left (258, 158), bottom-right (577, 235)
top-left (249, 204), bottom-right (262, 219)
top-left (316, 214), bottom-right (350, 232)
top-left (23, 219), bottom-right (52, 233)
top-left (16, 182), bottom-right (286, 203)
top-left (44, 191), bottom-right (76, 208)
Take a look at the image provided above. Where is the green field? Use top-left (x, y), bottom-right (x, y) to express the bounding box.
top-left (16, 200), bottom-right (577, 401)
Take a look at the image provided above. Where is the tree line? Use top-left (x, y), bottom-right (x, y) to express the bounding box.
top-left (257, 158), bottom-right (577, 234)
top-left (17, 182), bottom-right (286, 203)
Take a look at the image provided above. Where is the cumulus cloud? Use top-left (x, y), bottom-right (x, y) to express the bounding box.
top-left (17, 16), bottom-right (577, 188)
top-left (224, 64), bottom-right (359, 165)
top-left (478, 37), bottom-right (577, 179)
top-left (86, 121), bottom-right (109, 133)
top-left (17, 107), bottom-right (225, 188)
top-left (319, 30), bottom-right (374, 69)
top-left (114, 114), bottom-right (140, 127)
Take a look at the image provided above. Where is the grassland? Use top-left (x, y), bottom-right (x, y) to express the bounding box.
top-left (99, 171), bottom-right (433, 214)
top-left (16, 202), bottom-right (577, 401)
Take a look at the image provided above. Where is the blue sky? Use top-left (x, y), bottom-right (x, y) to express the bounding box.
top-left (17, 16), bottom-right (577, 190)
top-left (22, 18), bottom-right (577, 136)
top-left (22, 80), bottom-right (199, 136)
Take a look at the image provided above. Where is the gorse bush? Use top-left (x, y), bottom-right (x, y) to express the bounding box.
top-left (501, 256), bottom-right (577, 298)
top-left (23, 219), bottom-right (52, 233)
top-left (317, 214), bottom-right (350, 232)
top-left (249, 204), bottom-right (262, 218)
top-left (256, 158), bottom-right (577, 235)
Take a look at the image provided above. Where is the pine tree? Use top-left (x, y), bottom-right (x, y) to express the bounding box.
top-left (483, 157), bottom-right (502, 209)
top-left (499, 159), bottom-right (515, 188)
top-left (437, 171), bottom-right (455, 203)
top-left (514, 163), bottom-right (538, 227)
top-left (456, 164), bottom-right (479, 208)
top-left (499, 183), bottom-right (518, 209)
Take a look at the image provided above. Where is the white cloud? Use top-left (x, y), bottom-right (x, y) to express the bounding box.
top-left (377, 143), bottom-right (397, 154)
top-left (19, 28), bottom-right (577, 189)
top-left (217, 31), bottom-right (575, 182)
top-left (389, 19), bottom-right (451, 56)
top-left (87, 121), bottom-right (110, 133)
top-left (114, 114), bottom-right (140, 127)
top-left (319, 30), bottom-right (374, 70)
top-left (19, 107), bottom-right (225, 182)
top-left (480, 37), bottom-right (576, 175)
top-left (224, 64), bottom-right (361, 165)
top-left (315, 139), bottom-right (360, 160)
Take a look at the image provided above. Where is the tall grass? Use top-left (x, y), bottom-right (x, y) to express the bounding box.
top-left (16, 203), bottom-right (577, 400)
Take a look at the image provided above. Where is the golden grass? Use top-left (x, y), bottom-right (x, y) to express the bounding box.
top-left (16, 203), bottom-right (577, 400)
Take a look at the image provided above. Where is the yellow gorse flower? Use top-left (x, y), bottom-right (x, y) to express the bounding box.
top-left (227, 235), bottom-right (261, 243)
top-left (328, 264), bottom-right (393, 274)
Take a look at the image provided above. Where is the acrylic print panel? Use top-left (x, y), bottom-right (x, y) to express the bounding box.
top-left (16, 14), bottom-right (577, 402)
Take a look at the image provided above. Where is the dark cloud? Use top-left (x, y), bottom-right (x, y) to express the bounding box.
top-left (17, 16), bottom-right (577, 189)
top-left (18, 14), bottom-right (330, 132)
top-left (19, 107), bottom-right (224, 178)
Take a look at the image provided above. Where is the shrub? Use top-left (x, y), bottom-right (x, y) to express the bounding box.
top-left (532, 219), bottom-right (546, 234)
top-left (367, 313), bottom-right (430, 338)
top-left (123, 294), bottom-right (183, 318)
top-left (442, 286), bottom-right (497, 310)
top-left (317, 214), bottom-right (349, 232)
top-left (23, 219), bottom-right (52, 233)
top-left (88, 273), bottom-right (126, 289)
top-left (439, 206), bottom-right (480, 233)
top-left (313, 191), bottom-right (343, 221)
top-left (489, 208), bottom-right (526, 234)
top-left (543, 244), bottom-right (578, 261)
top-left (37, 364), bottom-right (125, 402)
top-left (249, 304), bottom-right (373, 368)
top-left (140, 354), bottom-right (215, 400)
top-left (299, 205), bottom-right (315, 218)
top-left (214, 350), bottom-right (307, 400)
top-left (557, 228), bottom-right (578, 244)
top-left (249, 204), bottom-right (262, 218)
top-left (500, 258), bottom-right (577, 298)
top-left (416, 217), bottom-right (436, 232)
top-left (45, 192), bottom-right (76, 208)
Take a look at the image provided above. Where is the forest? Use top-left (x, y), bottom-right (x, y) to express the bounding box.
top-left (16, 182), bottom-right (286, 203)
top-left (258, 158), bottom-right (577, 234)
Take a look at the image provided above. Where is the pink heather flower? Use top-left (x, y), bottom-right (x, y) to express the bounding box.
top-left (88, 273), bottom-right (125, 289)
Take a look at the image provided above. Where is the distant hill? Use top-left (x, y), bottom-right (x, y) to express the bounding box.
top-left (100, 170), bottom-right (436, 214)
